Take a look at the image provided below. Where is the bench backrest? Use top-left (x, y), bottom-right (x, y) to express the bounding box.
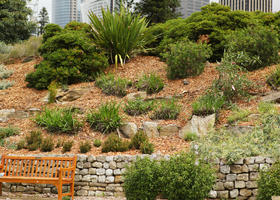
top-left (0, 155), bottom-right (77, 179)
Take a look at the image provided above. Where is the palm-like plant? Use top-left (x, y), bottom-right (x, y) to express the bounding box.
top-left (89, 6), bottom-right (151, 66)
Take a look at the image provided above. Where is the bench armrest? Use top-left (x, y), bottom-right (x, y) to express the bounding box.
top-left (58, 166), bottom-right (76, 179)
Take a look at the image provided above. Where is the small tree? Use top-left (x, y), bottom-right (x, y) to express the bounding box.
top-left (134, 0), bottom-right (181, 24)
top-left (38, 7), bottom-right (49, 35)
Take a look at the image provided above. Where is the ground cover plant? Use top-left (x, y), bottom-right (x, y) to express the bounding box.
top-left (267, 65), bottom-right (280, 89)
top-left (80, 141), bottom-right (92, 153)
top-left (87, 102), bottom-right (122, 134)
top-left (0, 126), bottom-right (19, 139)
top-left (35, 107), bottom-right (82, 134)
top-left (24, 131), bottom-right (43, 151)
top-left (62, 140), bottom-right (74, 153)
top-left (26, 22), bottom-right (108, 90)
top-left (164, 39), bottom-right (212, 79)
top-left (193, 103), bottom-right (280, 164)
top-left (136, 73), bottom-right (164, 94)
top-left (192, 92), bottom-right (225, 116)
top-left (124, 98), bottom-right (154, 116)
top-left (89, 6), bottom-right (152, 65)
top-left (95, 73), bottom-right (131, 97)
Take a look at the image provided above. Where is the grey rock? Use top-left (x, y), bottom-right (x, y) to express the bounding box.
top-left (142, 121), bottom-right (159, 138)
top-left (126, 91), bottom-right (147, 101)
top-left (209, 190), bottom-right (217, 198)
top-left (261, 91), bottom-right (280, 103)
top-left (120, 122), bottom-right (138, 138)
top-left (183, 79), bottom-right (189, 85)
top-left (179, 114), bottom-right (215, 138)
top-left (159, 124), bottom-right (179, 137)
top-left (230, 189), bottom-right (239, 198)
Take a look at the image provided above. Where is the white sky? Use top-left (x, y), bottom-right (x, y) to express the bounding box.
top-left (36, 0), bottom-right (280, 23)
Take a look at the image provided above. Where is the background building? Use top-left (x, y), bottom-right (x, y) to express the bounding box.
top-left (219, 0), bottom-right (272, 12)
top-left (180, 0), bottom-right (210, 18)
top-left (81, 0), bottom-right (116, 23)
top-left (52, 0), bottom-right (81, 27)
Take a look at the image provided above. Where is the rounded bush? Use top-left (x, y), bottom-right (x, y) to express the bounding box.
top-left (161, 153), bottom-right (216, 200)
top-left (225, 26), bottom-right (280, 70)
top-left (124, 157), bottom-right (163, 200)
top-left (43, 24), bottom-right (62, 43)
top-left (164, 39), bottom-right (212, 79)
top-left (257, 161), bottom-right (280, 200)
top-left (26, 22), bottom-right (109, 90)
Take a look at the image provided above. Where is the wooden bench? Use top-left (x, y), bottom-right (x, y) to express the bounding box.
top-left (0, 155), bottom-right (77, 200)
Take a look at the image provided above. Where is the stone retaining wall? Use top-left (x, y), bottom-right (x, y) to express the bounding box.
top-left (1, 154), bottom-right (274, 199)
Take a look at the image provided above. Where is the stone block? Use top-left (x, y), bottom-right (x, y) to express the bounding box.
top-left (82, 175), bottom-right (91, 182)
top-left (246, 181), bottom-right (257, 189)
top-left (248, 164), bottom-right (259, 172)
top-left (89, 168), bottom-right (96, 175)
top-left (98, 175), bottom-right (106, 183)
top-left (240, 189), bottom-right (252, 197)
top-left (87, 155), bottom-right (96, 162)
top-left (96, 156), bottom-right (106, 162)
top-left (218, 191), bottom-right (229, 199)
top-left (220, 165), bottom-right (230, 174)
top-left (266, 157), bottom-right (274, 164)
top-left (106, 176), bottom-right (115, 183)
top-left (209, 190), bottom-right (217, 198)
top-left (230, 189), bottom-right (239, 198)
top-left (213, 182), bottom-right (224, 191)
top-left (235, 181), bottom-right (246, 188)
top-left (96, 168), bottom-right (105, 175)
top-left (84, 162), bottom-right (91, 168)
top-left (106, 169), bottom-right (113, 176)
top-left (92, 162), bottom-right (103, 168)
top-left (80, 169), bottom-right (89, 175)
top-left (250, 172), bottom-right (259, 181)
top-left (103, 162), bottom-right (109, 169)
top-left (245, 157), bottom-right (255, 164)
top-left (114, 169), bottom-right (121, 175)
top-left (77, 189), bottom-right (88, 196)
top-left (226, 174), bottom-right (237, 181)
top-left (237, 174), bottom-right (249, 181)
top-left (255, 156), bottom-right (265, 163)
top-left (224, 182), bottom-right (234, 190)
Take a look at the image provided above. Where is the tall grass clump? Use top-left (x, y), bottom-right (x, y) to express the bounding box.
top-left (124, 98), bottom-right (154, 116)
top-left (0, 36), bottom-right (42, 63)
top-left (136, 73), bottom-right (164, 94)
top-left (87, 102), bottom-right (122, 134)
top-left (35, 108), bottom-right (82, 134)
top-left (89, 6), bottom-right (152, 65)
top-left (151, 100), bottom-right (180, 120)
top-left (0, 64), bottom-right (13, 79)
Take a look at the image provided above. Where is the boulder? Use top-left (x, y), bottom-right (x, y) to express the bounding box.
top-left (179, 114), bottom-right (215, 138)
top-left (142, 121), bottom-right (159, 138)
top-left (125, 92), bottom-right (147, 101)
top-left (159, 124), bottom-right (179, 137)
top-left (0, 109), bottom-right (29, 122)
top-left (119, 123), bottom-right (138, 138)
top-left (261, 91), bottom-right (280, 103)
top-left (58, 88), bottom-right (89, 102)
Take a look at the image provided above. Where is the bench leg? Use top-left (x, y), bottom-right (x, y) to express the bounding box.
top-left (70, 182), bottom-right (74, 200)
top-left (57, 184), bottom-right (62, 200)
top-left (0, 182), bottom-right (2, 196)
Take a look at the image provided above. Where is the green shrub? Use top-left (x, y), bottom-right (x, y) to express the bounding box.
top-left (79, 141), bottom-right (92, 153)
top-left (192, 92), bottom-right (225, 116)
top-left (89, 6), bottom-right (152, 65)
top-left (0, 125), bottom-right (19, 139)
top-left (151, 100), bottom-right (180, 120)
top-left (102, 134), bottom-right (130, 153)
top-left (47, 81), bottom-right (58, 104)
top-left (43, 24), bottom-right (62, 43)
top-left (123, 157), bottom-right (163, 200)
top-left (267, 66), bottom-right (280, 89)
top-left (40, 136), bottom-right (54, 152)
top-left (0, 64), bottom-right (13, 79)
top-left (136, 73), bottom-right (164, 94)
top-left (0, 80), bottom-right (14, 90)
top-left (0, 42), bottom-right (12, 54)
top-left (93, 139), bottom-right (102, 147)
top-left (130, 131), bottom-right (148, 150)
top-left (56, 138), bottom-right (63, 148)
top-left (258, 161), bottom-right (280, 200)
top-left (16, 139), bottom-right (25, 150)
top-left (161, 153), bottom-right (216, 200)
top-left (124, 98), bottom-right (154, 116)
top-left (35, 108), bottom-right (82, 133)
top-left (25, 131), bottom-right (43, 151)
top-left (225, 26), bottom-right (280, 70)
top-left (212, 56), bottom-right (253, 103)
top-left (163, 39), bottom-right (212, 80)
top-left (184, 132), bottom-right (198, 141)
top-left (95, 74), bottom-right (131, 97)
top-left (87, 102), bottom-right (122, 134)
top-left (62, 140), bottom-right (73, 153)
top-left (140, 141), bottom-right (154, 154)
top-left (26, 22), bottom-right (108, 90)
